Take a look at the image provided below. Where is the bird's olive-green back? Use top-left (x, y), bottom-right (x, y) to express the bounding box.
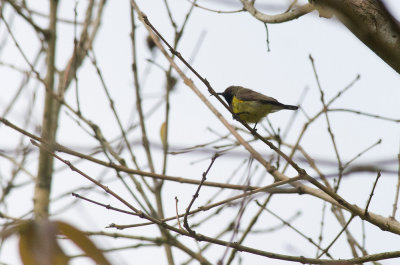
top-left (234, 87), bottom-right (279, 104)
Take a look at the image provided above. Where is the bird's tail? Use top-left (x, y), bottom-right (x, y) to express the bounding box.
top-left (283, 104), bottom-right (298, 110)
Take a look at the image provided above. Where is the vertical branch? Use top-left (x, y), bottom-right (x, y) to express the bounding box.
top-left (317, 214), bottom-right (355, 258)
top-left (33, 0), bottom-right (59, 220)
top-left (161, 0), bottom-right (196, 176)
top-left (161, 69), bottom-right (172, 175)
top-left (364, 171), bottom-right (381, 216)
top-left (129, 5), bottom-right (174, 265)
top-left (316, 202), bottom-right (327, 257)
top-left (226, 195), bottom-right (272, 265)
top-left (392, 146), bottom-right (400, 219)
top-left (309, 55), bottom-right (344, 191)
top-left (73, 0), bottom-right (81, 113)
top-left (129, 6), bottom-right (155, 174)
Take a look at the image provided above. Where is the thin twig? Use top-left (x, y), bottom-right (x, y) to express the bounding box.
top-left (263, 23), bottom-right (270, 52)
top-left (282, 74), bottom-right (360, 174)
top-left (317, 215), bottom-right (355, 258)
top-left (329, 108), bottom-right (400, 123)
top-left (343, 139), bottom-right (382, 170)
top-left (130, 9), bottom-right (155, 173)
top-left (309, 55), bottom-right (344, 192)
top-left (392, 149), bottom-right (400, 219)
top-left (365, 172), bottom-right (381, 216)
top-left (256, 200), bottom-right (333, 259)
top-left (133, 1), bottom-right (400, 237)
top-left (175, 197), bottom-right (183, 230)
top-left (186, 0), bottom-right (244, 14)
top-left (5, 0), bottom-right (47, 35)
top-left (72, 193), bottom-right (139, 217)
top-left (0, 11), bottom-right (45, 84)
top-left (184, 154), bottom-right (219, 234)
top-left (316, 202), bottom-right (327, 257)
top-left (111, 176), bottom-right (302, 230)
top-left (73, 0), bottom-right (81, 113)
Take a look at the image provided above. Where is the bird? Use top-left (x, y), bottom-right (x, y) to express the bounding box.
top-left (217, 86), bottom-right (298, 125)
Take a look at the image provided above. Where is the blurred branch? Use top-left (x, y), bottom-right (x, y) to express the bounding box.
top-left (34, 0), bottom-right (58, 220)
top-left (58, 0), bottom-right (106, 100)
top-left (392, 150), bottom-right (400, 219)
top-left (4, 0), bottom-right (47, 35)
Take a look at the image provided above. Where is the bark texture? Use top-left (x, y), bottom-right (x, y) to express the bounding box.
top-left (312, 0), bottom-right (400, 73)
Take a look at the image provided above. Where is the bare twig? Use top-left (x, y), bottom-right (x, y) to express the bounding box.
top-left (309, 55), bottom-right (344, 192)
top-left (365, 171), bottom-right (381, 216)
top-left (343, 139), bottom-right (382, 169)
top-left (316, 202), bottom-right (327, 257)
top-left (392, 150), bottom-right (400, 219)
top-left (317, 215), bottom-right (355, 258)
top-left (184, 154), bottom-right (219, 234)
top-left (329, 108), bottom-right (400, 123)
top-left (175, 197), bottom-right (183, 230)
top-left (186, 0), bottom-right (244, 14)
top-left (71, 192), bottom-right (139, 217)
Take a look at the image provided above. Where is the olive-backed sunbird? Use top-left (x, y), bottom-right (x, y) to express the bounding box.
top-left (218, 86), bottom-right (298, 124)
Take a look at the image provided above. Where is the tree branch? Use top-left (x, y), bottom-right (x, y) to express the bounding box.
top-left (311, 0), bottom-right (400, 73)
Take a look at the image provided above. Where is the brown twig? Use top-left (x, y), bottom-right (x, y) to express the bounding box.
top-left (281, 74), bottom-right (360, 175)
top-left (317, 215), bottom-right (355, 258)
top-left (309, 55), bottom-right (344, 192)
top-left (365, 171), bottom-right (381, 216)
top-left (0, 117), bottom-right (266, 191)
top-left (256, 200), bottom-right (333, 259)
top-left (184, 154), bottom-right (219, 234)
top-left (175, 197), bottom-right (183, 230)
top-left (32, 138), bottom-right (377, 264)
top-left (71, 192), bottom-right (140, 217)
top-left (343, 139), bottom-right (382, 170)
top-left (4, 0), bottom-right (47, 35)
top-left (140, 12), bottom-right (348, 212)
top-left (392, 150), bottom-right (400, 219)
top-left (111, 175), bottom-right (303, 230)
top-left (186, 0), bottom-right (245, 14)
top-left (329, 108), bottom-right (400, 123)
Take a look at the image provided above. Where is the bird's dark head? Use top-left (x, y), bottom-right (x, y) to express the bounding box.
top-left (217, 86), bottom-right (241, 105)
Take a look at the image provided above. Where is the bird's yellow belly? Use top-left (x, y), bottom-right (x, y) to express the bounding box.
top-left (232, 97), bottom-right (274, 123)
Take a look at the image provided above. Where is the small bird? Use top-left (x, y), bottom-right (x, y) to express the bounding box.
top-left (218, 86), bottom-right (298, 124)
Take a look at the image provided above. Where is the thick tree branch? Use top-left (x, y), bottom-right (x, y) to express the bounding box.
top-left (34, 0), bottom-right (58, 220)
top-left (311, 0), bottom-right (400, 73)
top-left (240, 1), bottom-right (315, 23)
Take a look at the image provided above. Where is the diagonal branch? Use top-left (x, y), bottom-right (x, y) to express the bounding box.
top-left (311, 0), bottom-right (400, 73)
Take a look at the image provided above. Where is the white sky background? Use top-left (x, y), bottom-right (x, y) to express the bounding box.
top-left (1, 0), bottom-right (400, 264)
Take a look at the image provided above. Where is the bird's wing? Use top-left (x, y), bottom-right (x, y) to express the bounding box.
top-left (236, 88), bottom-right (280, 104)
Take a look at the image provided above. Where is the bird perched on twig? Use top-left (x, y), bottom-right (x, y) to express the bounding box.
top-left (218, 86), bottom-right (298, 126)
